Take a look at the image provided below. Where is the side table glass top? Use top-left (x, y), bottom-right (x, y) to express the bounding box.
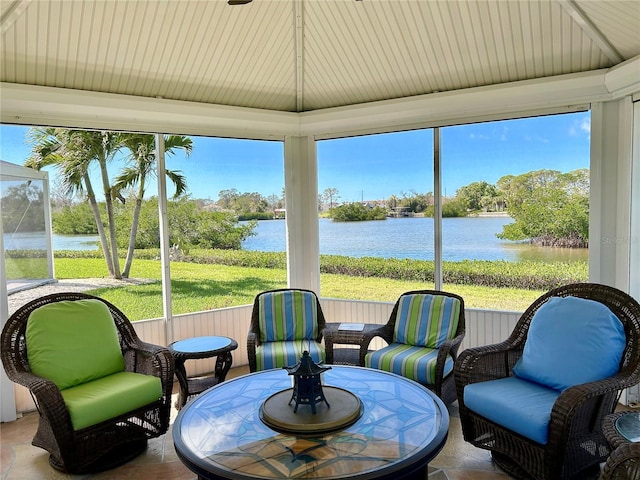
top-left (173, 365), bottom-right (448, 480)
top-left (615, 412), bottom-right (640, 443)
top-left (170, 336), bottom-right (233, 354)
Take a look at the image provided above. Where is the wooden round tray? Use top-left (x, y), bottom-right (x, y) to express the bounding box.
top-left (259, 386), bottom-right (363, 435)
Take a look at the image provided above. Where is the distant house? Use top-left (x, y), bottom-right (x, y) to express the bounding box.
top-left (274, 209), bottom-right (286, 219)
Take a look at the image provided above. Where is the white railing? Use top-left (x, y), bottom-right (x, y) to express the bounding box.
top-left (12, 299), bottom-right (521, 413)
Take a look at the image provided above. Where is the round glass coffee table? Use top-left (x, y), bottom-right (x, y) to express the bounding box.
top-left (173, 365), bottom-right (449, 480)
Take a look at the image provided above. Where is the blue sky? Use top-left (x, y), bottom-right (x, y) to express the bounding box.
top-left (0, 111), bottom-right (590, 202)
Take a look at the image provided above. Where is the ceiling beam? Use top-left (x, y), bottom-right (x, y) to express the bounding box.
top-left (294, 0), bottom-right (304, 112)
top-left (0, 0), bottom-right (30, 34)
top-left (558, 0), bottom-right (623, 64)
top-left (2, 58), bottom-right (638, 140)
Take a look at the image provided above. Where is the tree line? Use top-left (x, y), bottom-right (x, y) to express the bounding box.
top-left (323, 168), bottom-right (589, 248)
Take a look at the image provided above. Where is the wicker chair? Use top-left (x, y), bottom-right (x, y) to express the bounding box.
top-left (601, 411), bottom-right (640, 480)
top-left (454, 283), bottom-right (640, 480)
top-left (601, 442), bottom-right (640, 480)
top-left (1, 292), bottom-right (174, 474)
top-left (247, 288), bottom-right (326, 372)
top-left (359, 289), bottom-right (465, 406)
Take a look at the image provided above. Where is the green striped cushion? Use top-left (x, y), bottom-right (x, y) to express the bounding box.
top-left (365, 343), bottom-right (454, 385)
top-left (393, 294), bottom-right (461, 348)
top-left (256, 340), bottom-right (325, 370)
top-left (258, 291), bottom-right (318, 343)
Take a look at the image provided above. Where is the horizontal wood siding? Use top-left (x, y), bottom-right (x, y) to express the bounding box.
top-left (461, 309), bottom-right (521, 350)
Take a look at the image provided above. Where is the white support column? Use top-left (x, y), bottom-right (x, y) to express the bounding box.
top-left (631, 100), bottom-right (640, 301)
top-left (42, 171), bottom-right (55, 280)
top-left (156, 134), bottom-right (173, 345)
top-left (589, 98), bottom-right (634, 291)
top-left (0, 211), bottom-right (17, 422)
top-left (284, 136), bottom-right (320, 293)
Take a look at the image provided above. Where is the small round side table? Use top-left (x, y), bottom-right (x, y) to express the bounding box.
top-left (169, 336), bottom-right (238, 408)
top-left (602, 411), bottom-right (640, 480)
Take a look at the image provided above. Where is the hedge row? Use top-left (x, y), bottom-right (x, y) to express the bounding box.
top-left (49, 248), bottom-right (588, 291)
top-left (319, 255), bottom-right (587, 290)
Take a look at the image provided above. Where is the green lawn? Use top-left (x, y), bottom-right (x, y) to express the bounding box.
top-left (53, 258), bottom-right (541, 320)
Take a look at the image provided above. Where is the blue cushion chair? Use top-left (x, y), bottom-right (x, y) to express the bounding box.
top-left (361, 290), bottom-right (465, 405)
top-left (454, 283), bottom-right (640, 480)
top-left (1, 292), bottom-right (174, 474)
top-left (247, 288), bottom-right (327, 372)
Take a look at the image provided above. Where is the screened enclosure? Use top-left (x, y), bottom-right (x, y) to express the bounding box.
top-left (1, 160), bottom-right (54, 294)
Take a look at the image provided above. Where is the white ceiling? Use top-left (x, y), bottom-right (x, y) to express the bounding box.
top-left (1, 0), bottom-right (639, 114)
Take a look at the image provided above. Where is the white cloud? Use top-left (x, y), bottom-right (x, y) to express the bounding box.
top-left (524, 134), bottom-right (549, 143)
top-left (500, 127), bottom-right (508, 141)
top-left (569, 116), bottom-right (590, 139)
top-left (469, 133), bottom-right (490, 140)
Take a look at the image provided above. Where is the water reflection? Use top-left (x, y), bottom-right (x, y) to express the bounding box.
top-left (502, 242), bottom-right (588, 263)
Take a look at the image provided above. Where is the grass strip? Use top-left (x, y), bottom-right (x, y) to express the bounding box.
top-left (52, 257), bottom-right (546, 320)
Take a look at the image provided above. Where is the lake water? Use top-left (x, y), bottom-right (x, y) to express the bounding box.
top-left (4, 232), bottom-right (100, 251)
top-left (241, 217), bottom-right (588, 263)
top-left (7, 216), bottom-right (588, 263)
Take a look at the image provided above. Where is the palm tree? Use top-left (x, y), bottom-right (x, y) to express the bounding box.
top-left (113, 134), bottom-right (192, 277)
top-left (26, 128), bottom-right (123, 278)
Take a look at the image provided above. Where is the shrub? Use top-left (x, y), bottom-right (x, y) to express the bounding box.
top-left (53, 248), bottom-right (587, 291)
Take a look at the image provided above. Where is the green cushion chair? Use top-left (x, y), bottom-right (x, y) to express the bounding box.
top-left (247, 288), bottom-right (327, 372)
top-left (362, 289), bottom-right (465, 406)
top-left (1, 292), bottom-right (174, 474)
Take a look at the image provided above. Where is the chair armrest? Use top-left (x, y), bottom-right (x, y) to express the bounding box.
top-left (323, 326), bottom-right (337, 365)
top-left (439, 332), bottom-right (465, 360)
top-left (434, 332), bottom-right (465, 369)
top-left (323, 323), bottom-right (390, 366)
top-left (119, 342), bottom-right (175, 416)
top-left (547, 373), bottom-right (640, 450)
top-left (126, 341), bottom-right (173, 374)
top-left (360, 324), bottom-right (394, 348)
top-left (454, 341), bottom-right (524, 399)
top-left (358, 324), bottom-right (394, 366)
top-left (7, 370), bottom-right (76, 447)
top-left (247, 331), bottom-right (258, 372)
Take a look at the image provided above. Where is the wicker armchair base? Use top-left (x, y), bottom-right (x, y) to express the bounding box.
top-left (32, 399), bottom-right (168, 474)
top-left (47, 437), bottom-right (147, 473)
top-left (492, 452), bottom-right (600, 480)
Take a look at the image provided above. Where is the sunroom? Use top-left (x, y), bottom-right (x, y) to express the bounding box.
top-left (1, 0), bottom-right (639, 427)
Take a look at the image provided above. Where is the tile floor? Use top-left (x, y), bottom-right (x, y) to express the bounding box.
top-left (0, 366), bottom-right (514, 480)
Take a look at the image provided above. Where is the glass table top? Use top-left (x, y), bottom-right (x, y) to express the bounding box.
top-left (173, 365), bottom-right (449, 480)
top-left (170, 336), bottom-right (233, 354)
top-left (615, 412), bottom-right (640, 443)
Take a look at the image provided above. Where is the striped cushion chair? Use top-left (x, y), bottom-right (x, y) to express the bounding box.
top-left (247, 289), bottom-right (327, 372)
top-left (364, 290), bottom-right (465, 405)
